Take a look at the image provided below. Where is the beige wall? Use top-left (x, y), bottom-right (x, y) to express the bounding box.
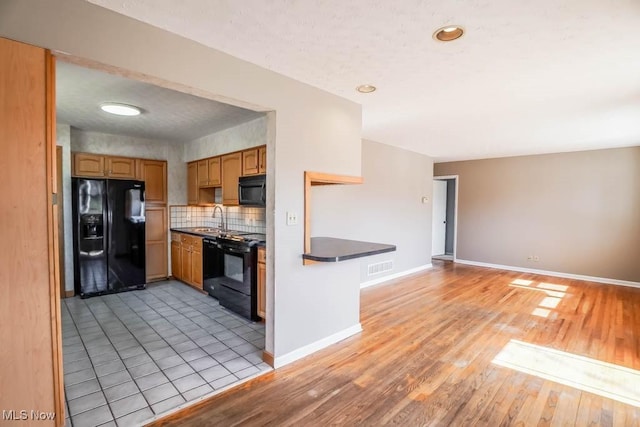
top-left (313, 140), bottom-right (434, 283)
top-left (70, 129), bottom-right (186, 204)
top-left (57, 124), bottom-right (74, 292)
top-left (434, 147), bottom-right (640, 283)
top-left (184, 115), bottom-right (267, 162)
top-left (1, 0), bottom-right (362, 361)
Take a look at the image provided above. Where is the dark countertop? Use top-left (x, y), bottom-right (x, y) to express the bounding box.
top-left (303, 237), bottom-right (396, 263)
top-left (171, 227), bottom-right (224, 238)
top-left (171, 228), bottom-right (266, 245)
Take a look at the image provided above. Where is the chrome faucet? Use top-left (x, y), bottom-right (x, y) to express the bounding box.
top-left (212, 205), bottom-right (226, 232)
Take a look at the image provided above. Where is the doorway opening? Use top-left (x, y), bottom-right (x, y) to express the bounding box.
top-left (54, 55), bottom-right (275, 426)
top-left (432, 175), bottom-right (458, 261)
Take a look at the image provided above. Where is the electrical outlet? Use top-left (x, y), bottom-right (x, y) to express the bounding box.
top-left (286, 211), bottom-right (298, 226)
top-left (186, 215), bottom-right (191, 221)
top-left (533, 255), bottom-right (540, 262)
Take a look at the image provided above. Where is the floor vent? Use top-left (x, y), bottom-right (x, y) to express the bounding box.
top-left (367, 260), bottom-right (393, 276)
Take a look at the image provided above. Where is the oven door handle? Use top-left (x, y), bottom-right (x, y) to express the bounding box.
top-left (218, 245), bottom-right (250, 254)
top-left (261, 182), bottom-right (266, 204)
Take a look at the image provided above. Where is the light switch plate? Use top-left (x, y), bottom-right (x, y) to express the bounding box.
top-left (286, 211), bottom-right (298, 225)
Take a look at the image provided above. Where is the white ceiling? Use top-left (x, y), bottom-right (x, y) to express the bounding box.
top-left (57, 61), bottom-right (263, 142)
top-left (86, 0), bottom-right (640, 161)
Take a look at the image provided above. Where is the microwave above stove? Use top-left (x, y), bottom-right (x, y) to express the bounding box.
top-left (238, 174), bottom-right (266, 206)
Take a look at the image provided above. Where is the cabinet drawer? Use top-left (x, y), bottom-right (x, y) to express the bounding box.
top-left (181, 234), bottom-right (193, 245)
top-left (257, 247), bottom-right (266, 263)
top-left (171, 232), bottom-right (182, 242)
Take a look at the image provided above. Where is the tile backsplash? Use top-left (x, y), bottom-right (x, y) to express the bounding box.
top-left (170, 205), bottom-right (266, 234)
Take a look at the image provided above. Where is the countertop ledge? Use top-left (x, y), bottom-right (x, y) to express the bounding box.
top-left (303, 237), bottom-right (396, 263)
top-left (171, 227), bottom-right (223, 238)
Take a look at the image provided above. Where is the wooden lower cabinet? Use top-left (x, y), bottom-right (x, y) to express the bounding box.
top-left (172, 232), bottom-right (203, 290)
top-left (146, 206), bottom-right (167, 282)
top-left (181, 240), bottom-right (193, 284)
top-left (171, 237), bottom-right (182, 280)
top-left (257, 247), bottom-right (266, 320)
top-left (192, 244), bottom-right (203, 288)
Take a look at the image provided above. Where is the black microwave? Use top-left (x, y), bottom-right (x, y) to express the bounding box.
top-left (238, 174), bottom-right (266, 206)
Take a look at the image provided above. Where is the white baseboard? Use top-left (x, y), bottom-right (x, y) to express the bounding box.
top-left (273, 323), bottom-right (362, 369)
top-left (455, 259), bottom-right (640, 289)
top-left (360, 264), bottom-right (433, 289)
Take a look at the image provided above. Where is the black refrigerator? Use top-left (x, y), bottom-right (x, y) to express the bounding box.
top-left (72, 178), bottom-right (146, 298)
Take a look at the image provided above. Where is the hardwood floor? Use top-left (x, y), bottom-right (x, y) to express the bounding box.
top-left (148, 261), bottom-right (640, 426)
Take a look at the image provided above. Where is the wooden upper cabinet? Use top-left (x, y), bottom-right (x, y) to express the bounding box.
top-left (187, 161), bottom-right (198, 205)
top-left (222, 152), bottom-right (242, 205)
top-left (73, 153), bottom-right (104, 177)
top-left (141, 160), bottom-right (167, 205)
top-left (196, 157), bottom-right (221, 187)
top-left (197, 159), bottom-right (209, 187)
top-left (259, 146), bottom-right (267, 174)
top-left (208, 157), bottom-right (221, 186)
top-left (106, 156), bottom-right (136, 179)
top-left (242, 148), bottom-right (259, 176)
top-left (189, 146), bottom-right (264, 206)
top-left (73, 153), bottom-right (136, 179)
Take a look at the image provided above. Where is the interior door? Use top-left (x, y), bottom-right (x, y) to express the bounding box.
top-left (0, 37), bottom-right (63, 423)
top-left (432, 180), bottom-right (447, 256)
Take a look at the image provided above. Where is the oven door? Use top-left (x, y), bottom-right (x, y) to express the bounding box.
top-left (209, 241), bottom-right (258, 321)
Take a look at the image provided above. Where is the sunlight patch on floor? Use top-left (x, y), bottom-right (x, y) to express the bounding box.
top-left (509, 280), bottom-right (568, 317)
top-left (492, 340), bottom-right (640, 407)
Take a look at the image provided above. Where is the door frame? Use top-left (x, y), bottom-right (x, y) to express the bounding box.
top-left (431, 179), bottom-right (447, 256)
top-left (433, 175), bottom-right (459, 261)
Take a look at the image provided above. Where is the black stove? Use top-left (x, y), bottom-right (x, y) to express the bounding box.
top-left (202, 230), bottom-right (264, 322)
top-left (214, 232), bottom-right (265, 250)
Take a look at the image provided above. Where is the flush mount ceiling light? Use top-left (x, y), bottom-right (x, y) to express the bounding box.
top-left (433, 25), bottom-right (464, 42)
top-left (100, 103), bottom-right (142, 116)
top-left (356, 84), bottom-right (377, 94)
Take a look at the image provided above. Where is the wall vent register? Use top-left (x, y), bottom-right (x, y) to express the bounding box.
top-left (368, 260), bottom-right (394, 276)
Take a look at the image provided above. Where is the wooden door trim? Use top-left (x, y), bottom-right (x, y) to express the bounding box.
top-left (46, 51), bottom-right (65, 425)
top-left (303, 171), bottom-right (363, 265)
top-left (56, 147), bottom-right (65, 299)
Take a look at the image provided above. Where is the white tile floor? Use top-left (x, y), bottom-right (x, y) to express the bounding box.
top-left (61, 281), bottom-right (270, 427)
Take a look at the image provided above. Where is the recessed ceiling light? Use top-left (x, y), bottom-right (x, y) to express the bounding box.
top-left (356, 84), bottom-right (376, 94)
top-left (100, 103), bottom-right (142, 116)
top-left (433, 25), bottom-right (464, 42)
